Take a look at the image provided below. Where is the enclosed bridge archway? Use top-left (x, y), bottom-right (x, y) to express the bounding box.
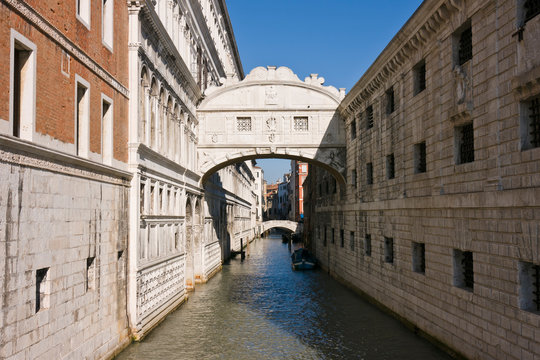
top-left (198, 66), bottom-right (347, 184)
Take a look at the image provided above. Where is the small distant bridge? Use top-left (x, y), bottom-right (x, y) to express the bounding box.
top-left (260, 220), bottom-right (302, 234)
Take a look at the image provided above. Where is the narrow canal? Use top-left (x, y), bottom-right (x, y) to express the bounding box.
top-left (117, 234), bottom-right (452, 360)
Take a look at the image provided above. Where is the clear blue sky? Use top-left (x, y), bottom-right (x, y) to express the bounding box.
top-left (227, 0), bottom-right (424, 182)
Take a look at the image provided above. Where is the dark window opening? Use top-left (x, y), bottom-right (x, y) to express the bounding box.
top-left (458, 26), bottom-right (472, 65)
top-left (454, 250), bottom-right (474, 291)
top-left (365, 234), bottom-right (371, 256)
top-left (386, 153), bottom-right (395, 179)
top-left (331, 228), bottom-right (335, 244)
top-left (457, 123), bottom-right (474, 164)
top-left (412, 242), bottom-right (426, 274)
top-left (36, 268), bottom-right (49, 313)
top-left (366, 105), bottom-right (374, 129)
top-left (414, 60), bottom-right (426, 95)
top-left (340, 229), bottom-right (344, 248)
top-left (323, 226), bottom-right (327, 247)
top-left (519, 261), bottom-right (540, 312)
top-left (384, 237), bottom-right (394, 264)
top-left (350, 231), bottom-right (355, 251)
top-left (527, 97), bottom-right (540, 149)
top-left (351, 119), bottom-right (357, 140)
top-left (386, 87), bottom-right (395, 114)
top-left (366, 162), bottom-right (373, 185)
top-left (525, 0), bottom-right (540, 22)
top-left (351, 169), bottom-right (357, 188)
top-left (414, 142), bottom-right (427, 173)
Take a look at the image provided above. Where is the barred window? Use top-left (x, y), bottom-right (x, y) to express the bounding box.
top-left (350, 118), bottom-right (357, 140)
top-left (364, 234), bottom-right (371, 256)
top-left (293, 117), bottom-right (309, 131)
top-left (384, 237), bottom-right (394, 264)
top-left (522, 97), bottom-right (540, 150)
top-left (237, 117), bottom-right (252, 132)
top-left (456, 123), bottom-right (474, 164)
top-left (525, 0), bottom-right (540, 22)
top-left (366, 105), bottom-right (374, 129)
top-left (458, 26), bottom-right (472, 66)
top-left (519, 261), bottom-right (540, 312)
top-left (412, 242), bottom-right (426, 274)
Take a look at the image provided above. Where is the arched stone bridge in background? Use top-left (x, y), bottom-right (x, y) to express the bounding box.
top-left (260, 220), bottom-right (303, 234)
top-left (197, 66), bottom-right (347, 185)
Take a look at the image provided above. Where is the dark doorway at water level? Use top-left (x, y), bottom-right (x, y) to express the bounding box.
top-left (116, 234), bottom-right (453, 359)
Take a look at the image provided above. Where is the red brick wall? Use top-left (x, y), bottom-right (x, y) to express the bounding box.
top-left (0, 0), bottom-right (128, 162)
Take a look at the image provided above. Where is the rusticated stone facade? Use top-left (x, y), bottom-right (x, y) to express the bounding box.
top-left (306, 0), bottom-right (540, 359)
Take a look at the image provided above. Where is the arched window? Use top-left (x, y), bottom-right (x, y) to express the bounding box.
top-left (166, 96), bottom-right (173, 157)
top-left (150, 78), bottom-right (158, 148)
top-left (139, 67), bottom-right (149, 143)
top-left (159, 87), bottom-right (166, 151)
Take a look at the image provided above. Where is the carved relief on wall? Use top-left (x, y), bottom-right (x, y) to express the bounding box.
top-left (266, 116), bottom-right (277, 132)
top-left (265, 86), bottom-right (278, 105)
top-left (453, 63), bottom-right (472, 109)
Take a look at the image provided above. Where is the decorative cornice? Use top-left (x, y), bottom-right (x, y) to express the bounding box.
top-left (3, 0), bottom-right (129, 98)
top-left (339, 0), bottom-right (460, 117)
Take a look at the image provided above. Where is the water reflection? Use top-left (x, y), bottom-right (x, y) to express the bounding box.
top-left (117, 235), bottom-right (452, 360)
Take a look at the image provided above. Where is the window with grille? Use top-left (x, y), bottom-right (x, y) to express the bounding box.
top-left (519, 261), bottom-right (540, 312)
top-left (386, 87), bottom-right (395, 114)
top-left (350, 118), bottom-right (357, 140)
top-left (384, 237), bottom-right (394, 264)
top-left (522, 97), bottom-right (540, 150)
top-left (340, 229), bottom-right (344, 248)
top-left (350, 231), bottom-right (355, 251)
top-left (366, 105), bottom-right (374, 129)
top-left (293, 117), bottom-right (309, 131)
top-left (458, 26), bottom-right (472, 66)
top-left (525, 0), bottom-right (540, 22)
top-left (237, 117), bottom-right (252, 132)
top-left (453, 250), bottom-right (474, 291)
top-left (366, 162), bottom-right (373, 185)
top-left (414, 142), bottom-right (427, 173)
top-left (412, 242), bottom-right (425, 274)
top-left (351, 169), bottom-right (357, 188)
top-left (386, 153), bottom-right (395, 179)
top-left (414, 60), bottom-right (426, 95)
top-left (456, 122), bottom-right (474, 164)
top-left (364, 234), bottom-right (371, 256)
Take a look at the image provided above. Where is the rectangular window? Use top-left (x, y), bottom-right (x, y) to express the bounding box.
top-left (340, 229), bottom-right (344, 248)
top-left (366, 105), bottom-right (374, 129)
top-left (366, 162), bottom-right (373, 185)
top-left (386, 87), bottom-right (395, 114)
top-left (75, 77), bottom-right (90, 157)
top-left (525, 0), bottom-right (540, 22)
top-left (384, 237), bottom-right (394, 264)
top-left (350, 231), bottom-right (355, 251)
top-left (150, 184), bottom-right (155, 214)
top-left (414, 60), bottom-right (426, 95)
top-left (140, 181), bottom-right (145, 214)
top-left (455, 122), bottom-right (474, 164)
top-left (331, 228), bottom-right (335, 244)
top-left (453, 250), bottom-right (474, 291)
top-left (35, 268), bottom-right (50, 313)
top-left (414, 142), bottom-right (427, 173)
top-left (86, 257), bottom-right (96, 292)
top-left (519, 261), bottom-right (540, 312)
top-left (351, 169), bottom-right (357, 188)
top-left (412, 242), bottom-right (426, 274)
top-left (521, 96), bottom-right (540, 150)
top-left (76, 0), bottom-right (91, 29)
top-left (101, 95), bottom-right (113, 165)
top-left (102, 0), bottom-right (113, 49)
top-left (364, 234), bottom-right (371, 256)
top-left (323, 226), bottom-right (327, 247)
top-left (237, 117), bottom-right (252, 132)
top-left (11, 30), bottom-right (36, 140)
top-left (293, 117), bottom-right (309, 131)
top-left (386, 153), bottom-right (395, 180)
top-left (457, 26), bottom-right (472, 66)
top-left (350, 118), bottom-right (357, 140)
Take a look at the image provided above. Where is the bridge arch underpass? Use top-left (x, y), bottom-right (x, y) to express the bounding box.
top-left (197, 66), bottom-right (347, 188)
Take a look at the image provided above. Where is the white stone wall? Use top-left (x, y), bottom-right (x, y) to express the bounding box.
top-left (0, 138), bottom-right (130, 360)
top-left (309, 1), bottom-right (540, 359)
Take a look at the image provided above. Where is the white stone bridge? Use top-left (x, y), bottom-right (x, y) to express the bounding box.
top-left (197, 66), bottom-right (347, 185)
top-left (260, 220), bottom-right (303, 234)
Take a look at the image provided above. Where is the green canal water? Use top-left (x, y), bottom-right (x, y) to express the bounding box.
top-left (116, 234), bottom-right (452, 359)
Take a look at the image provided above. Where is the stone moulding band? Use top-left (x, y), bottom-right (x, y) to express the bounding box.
top-left (4, 0), bottom-right (129, 98)
top-left (0, 134), bottom-right (131, 186)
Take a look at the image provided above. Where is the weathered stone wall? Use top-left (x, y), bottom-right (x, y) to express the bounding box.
top-left (307, 0), bottom-right (540, 359)
top-left (0, 138), bottom-right (130, 359)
